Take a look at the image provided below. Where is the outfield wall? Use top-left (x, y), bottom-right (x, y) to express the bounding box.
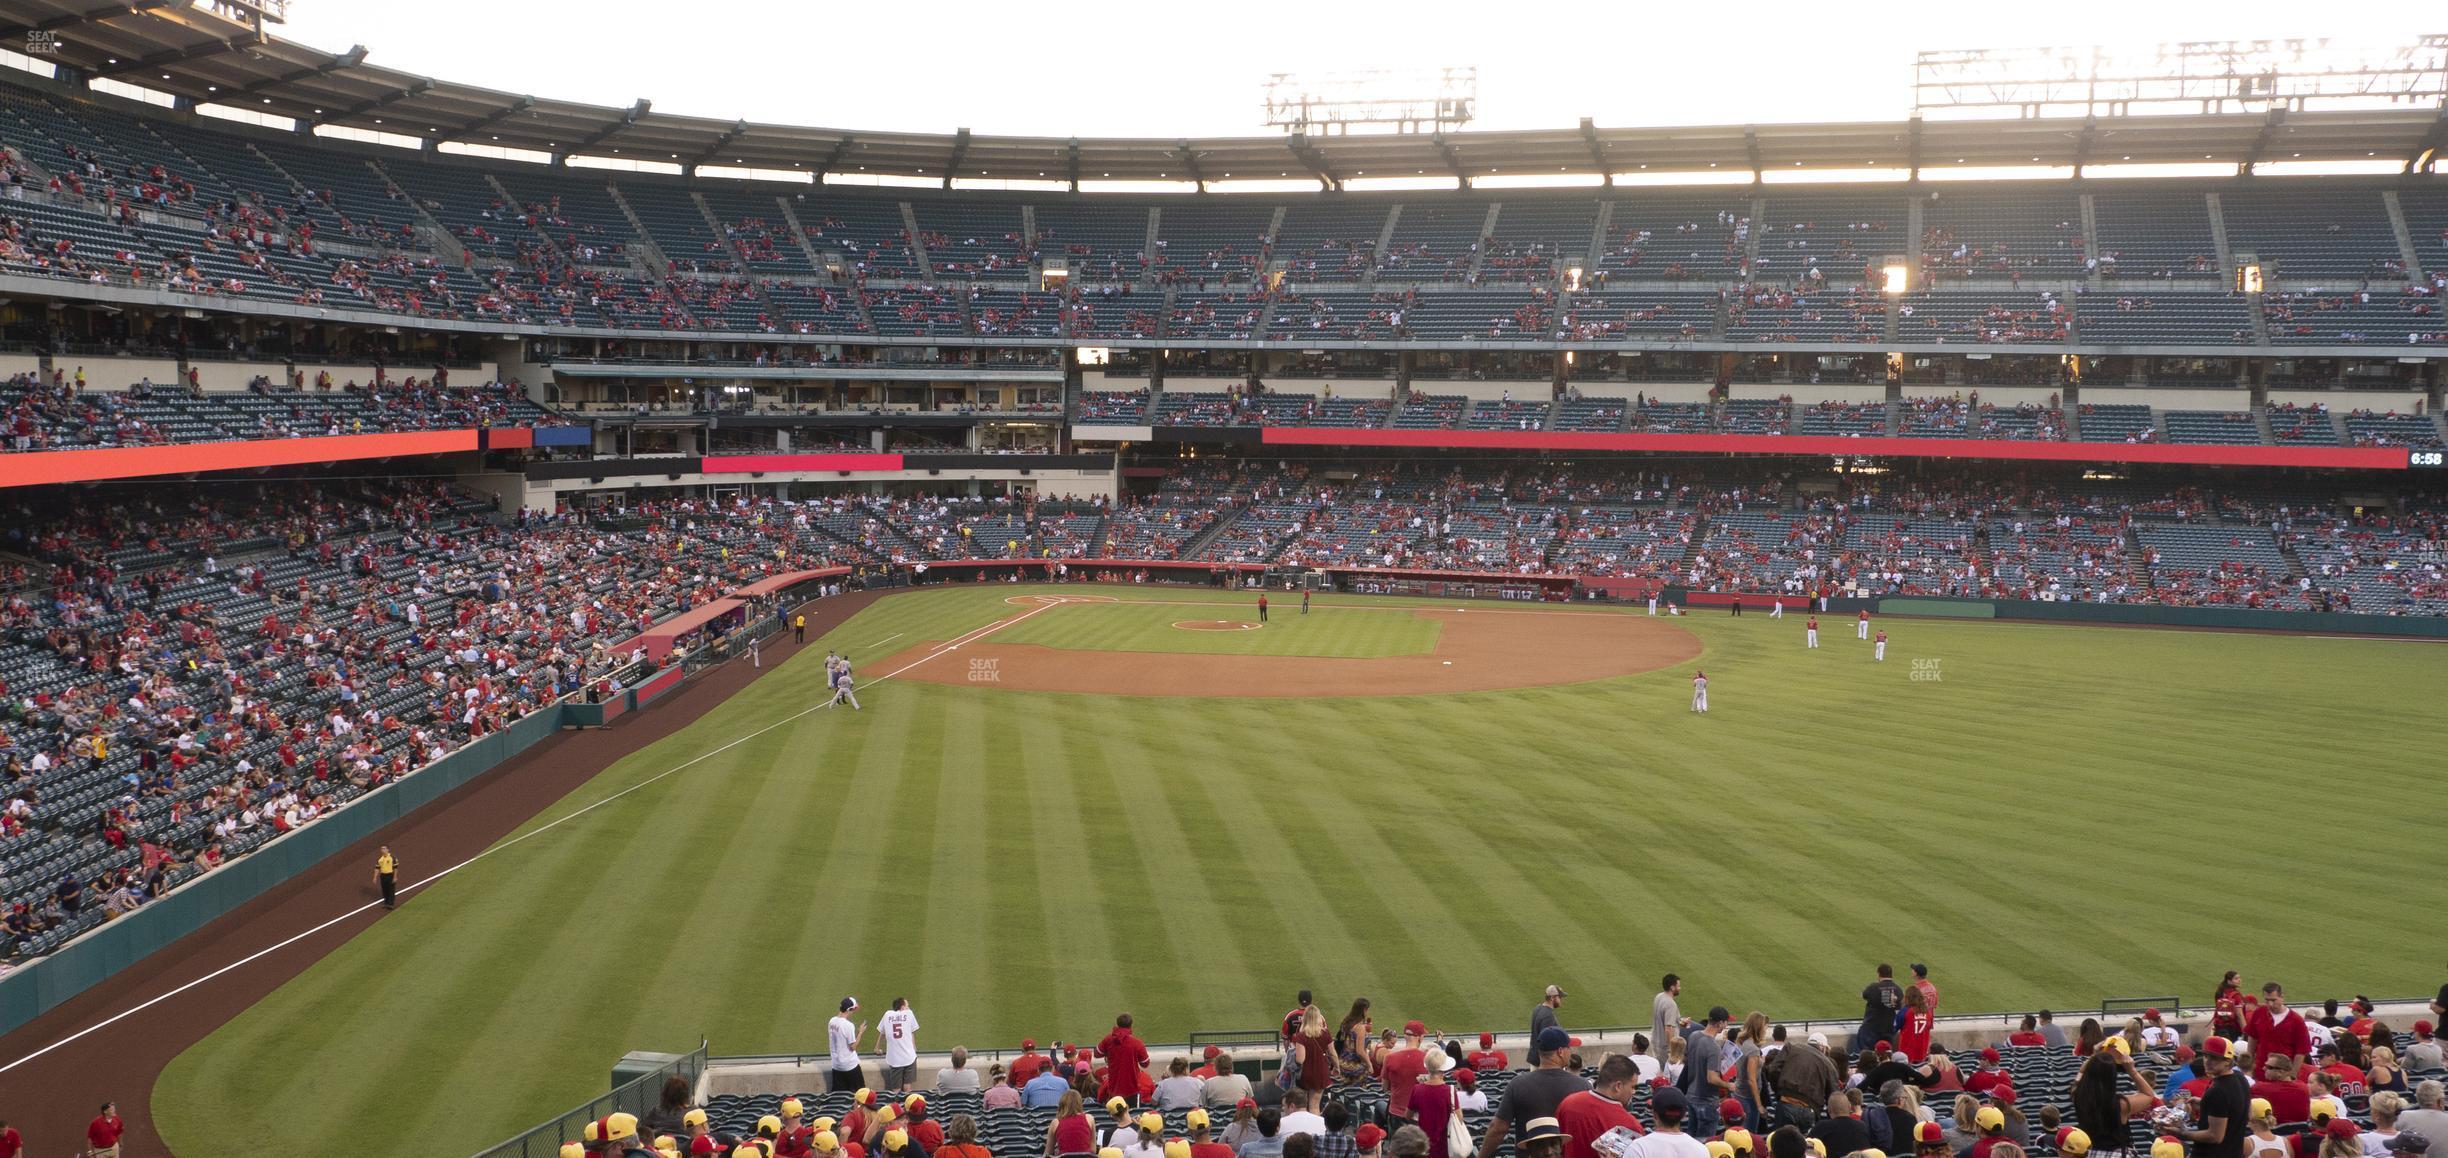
top-left (0, 706), bottom-right (568, 1038)
top-left (1880, 596), bottom-right (2448, 638)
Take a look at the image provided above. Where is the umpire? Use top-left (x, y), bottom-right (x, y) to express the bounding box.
top-left (375, 845), bottom-right (399, 910)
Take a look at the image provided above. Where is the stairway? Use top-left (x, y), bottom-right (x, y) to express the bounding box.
top-left (366, 159), bottom-right (468, 266)
top-left (1175, 509), bottom-right (1244, 560)
top-left (899, 202), bottom-right (934, 278)
top-left (603, 184), bottom-right (670, 276)
top-left (772, 194), bottom-right (830, 275)
top-left (484, 173), bottom-right (573, 266)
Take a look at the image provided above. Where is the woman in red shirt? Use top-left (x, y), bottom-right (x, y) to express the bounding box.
top-left (1409, 1049), bottom-right (1459, 1158)
top-left (2214, 971), bottom-right (2248, 1042)
top-left (1045, 1092), bottom-right (1093, 1157)
top-left (1295, 1009), bottom-right (1335, 1092)
top-left (1899, 987), bottom-right (1935, 1063)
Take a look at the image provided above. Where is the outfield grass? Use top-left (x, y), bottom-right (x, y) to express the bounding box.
top-left (155, 585), bottom-right (2448, 1156)
top-left (988, 595), bottom-right (1442, 657)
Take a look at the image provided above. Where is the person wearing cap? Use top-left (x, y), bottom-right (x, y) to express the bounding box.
top-left (2417, 1025), bottom-right (2448, 1075)
top-left (1559, 1054), bottom-right (1647, 1158)
top-left (1518, 1118), bottom-right (1571, 1158)
top-left (830, 998), bottom-right (871, 1093)
top-left (564, 1144), bottom-right (587, 1158)
top-left (1455, 1067), bottom-right (1488, 1112)
top-left (2172, 1036), bottom-right (2253, 1158)
top-left (1195, 1045), bottom-right (1227, 1081)
top-left (877, 998), bottom-right (921, 1093)
top-left (775, 1101), bottom-right (815, 1158)
top-left (1533, 986), bottom-right (1569, 1066)
top-left (1765, 1029), bottom-right (1843, 1132)
top-left (1152, 1057), bottom-right (1204, 1111)
top-left (1964, 1050), bottom-right (2012, 1100)
top-left (2138, 1010), bottom-right (2179, 1051)
top-left (1185, 1110), bottom-right (1233, 1158)
top-left (1355, 1125), bottom-right (1387, 1158)
top-left (1099, 1014), bottom-right (1151, 1108)
top-left (906, 1097), bottom-right (944, 1154)
top-left (680, 1109), bottom-right (715, 1157)
top-left (2387, 1133), bottom-right (2435, 1158)
top-left (1627, 1090), bottom-right (1710, 1158)
top-left (1121, 1113), bottom-right (1169, 1158)
top-left (1466, 1032), bottom-right (1509, 1075)
top-left (1013, 1040), bottom-right (1052, 1087)
top-left (1683, 1008), bottom-right (1737, 1137)
top-left (1481, 1027), bottom-right (1593, 1158)
top-left (1411, 1048), bottom-right (1461, 1158)
top-left (1382, 1021), bottom-right (1431, 1119)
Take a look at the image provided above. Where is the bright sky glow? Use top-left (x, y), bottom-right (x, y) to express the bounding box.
top-left (272, 0), bottom-right (2439, 137)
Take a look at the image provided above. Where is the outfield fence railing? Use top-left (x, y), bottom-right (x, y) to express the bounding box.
top-left (474, 1039), bottom-right (708, 1158)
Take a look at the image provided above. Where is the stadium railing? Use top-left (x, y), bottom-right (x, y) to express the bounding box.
top-left (1879, 595), bottom-right (2448, 638)
top-left (474, 1040), bottom-right (709, 1158)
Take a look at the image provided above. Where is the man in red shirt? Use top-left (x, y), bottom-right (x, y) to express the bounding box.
top-left (1557, 1055), bottom-right (1645, 1158)
top-left (1010, 1040), bottom-right (1049, 1087)
top-left (87, 1102), bottom-right (125, 1158)
top-left (1467, 1033), bottom-right (1510, 1073)
top-left (1965, 1049), bottom-right (2015, 1098)
top-left (1192, 1044), bottom-right (1225, 1080)
top-left (1186, 1109), bottom-right (1234, 1158)
top-left (0, 1116), bottom-right (18, 1158)
top-left (1381, 1021), bottom-right (1430, 1119)
top-left (2312, 1044), bottom-right (2367, 1097)
top-left (1098, 1013), bottom-right (1150, 1106)
top-left (2246, 983), bottom-right (2311, 1081)
top-left (2250, 1055), bottom-right (2312, 1123)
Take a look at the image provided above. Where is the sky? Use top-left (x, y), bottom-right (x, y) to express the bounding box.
top-left (273, 1), bottom-right (2441, 138)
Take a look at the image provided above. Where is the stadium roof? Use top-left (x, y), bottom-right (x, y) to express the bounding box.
top-left (6, 1), bottom-right (2448, 184)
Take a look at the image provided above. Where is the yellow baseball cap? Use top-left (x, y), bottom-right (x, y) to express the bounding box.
top-left (2102, 1036), bottom-right (2131, 1056)
top-left (2250, 1099), bottom-right (2274, 1121)
top-left (783, 1098), bottom-right (805, 1118)
top-left (1107, 1097), bottom-right (1129, 1114)
top-left (1707, 1142), bottom-right (1736, 1158)
top-left (604, 1113), bottom-right (642, 1142)
top-left (2311, 1098), bottom-right (2345, 1123)
top-left (656, 1135), bottom-right (681, 1158)
top-left (1185, 1110), bottom-right (1211, 1130)
top-left (1168, 1143), bottom-right (1193, 1158)
top-left (1859, 1151), bottom-right (1886, 1158)
top-left (684, 1109), bottom-right (709, 1130)
top-left (1101, 1149), bottom-right (1128, 1158)
top-left (1138, 1113), bottom-right (1163, 1134)
top-left (561, 1145), bottom-right (585, 1158)
top-left (2057, 1129), bottom-right (2093, 1157)
top-left (857, 1088), bottom-right (876, 1106)
top-left (814, 1117), bottom-right (838, 1133)
top-left (759, 1115), bottom-right (784, 1137)
top-left (884, 1129), bottom-right (910, 1152)
top-left (2151, 1139), bottom-right (2184, 1158)
top-left (876, 1105), bottom-right (900, 1124)
top-left (1975, 1107), bottom-right (2006, 1132)
top-left (1724, 1129), bottom-right (1754, 1155)
top-left (814, 1131), bottom-right (841, 1153)
top-left (904, 1095), bottom-right (927, 1113)
top-left (1806, 1140), bottom-right (1827, 1158)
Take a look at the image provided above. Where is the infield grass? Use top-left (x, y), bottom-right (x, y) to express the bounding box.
top-left (986, 594), bottom-right (1442, 657)
top-left (153, 584), bottom-right (2448, 1156)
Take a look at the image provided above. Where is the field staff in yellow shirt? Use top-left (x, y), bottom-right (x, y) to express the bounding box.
top-left (375, 846), bottom-right (399, 910)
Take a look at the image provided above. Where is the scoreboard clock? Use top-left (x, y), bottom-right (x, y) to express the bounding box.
top-left (2412, 450), bottom-right (2447, 468)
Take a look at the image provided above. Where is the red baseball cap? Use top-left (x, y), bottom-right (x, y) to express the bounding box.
top-left (1995, 1088), bottom-right (2018, 1105)
top-left (1480, 1033), bottom-right (1495, 1049)
top-left (1916, 1123), bottom-right (1946, 1145)
top-left (1204, 1045), bottom-right (1221, 1060)
top-left (1719, 1098), bottom-right (1745, 1123)
top-left (2202, 1037), bottom-right (2236, 1059)
top-left (1877, 1041), bottom-right (1893, 1052)
top-left (2144, 1009), bottom-right (2162, 1021)
top-left (2418, 1021), bottom-right (2436, 1035)
top-left (2173, 1046), bottom-right (2195, 1064)
top-left (2326, 1121), bottom-right (2361, 1140)
top-left (1405, 1021), bottom-right (1426, 1037)
top-left (1980, 1048), bottom-right (2000, 1063)
top-left (1022, 1039), bottom-right (1037, 1050)
top-left (1569, 1037), bottom-right (1583, 1048)
top-left (1237, 1099), bottom-right (1257, 1111)
top-left (1356, 1126), bottom-right (1387, 1152)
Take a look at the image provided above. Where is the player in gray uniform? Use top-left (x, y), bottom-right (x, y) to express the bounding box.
top-left (830, 654), bottom-right (862, 711)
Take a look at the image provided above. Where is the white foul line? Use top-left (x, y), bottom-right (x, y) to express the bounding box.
top-left (0, 597), bottom-right (1070, 1077)
top-left (862, 632), bottom-right (905, 650)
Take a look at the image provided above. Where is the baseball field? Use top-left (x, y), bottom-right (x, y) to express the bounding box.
top-left (144, 583), bottom-right (2446, 1155)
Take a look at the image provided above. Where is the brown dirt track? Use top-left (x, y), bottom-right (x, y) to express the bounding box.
top-left (878, 604), bottom-right (1704, 697)
top-left (0, 588), bottom-right (889, 1157)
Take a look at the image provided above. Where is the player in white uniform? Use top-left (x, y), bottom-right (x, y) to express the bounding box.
top-left (1806, 617), bottom-right (1820, 648)
top-left (1857, 610), bottom-right (1871, 640)
top-left (1770, 599), bottom-right (1784, 619)
top-left (1691, 670), bottom-right (1708, 713)
top-left (829, 654), bottom-right (863, 710)
top-left (1647, 593), bottom-right (1659, 616)
top-left (1874, 629), bottom-right (1887, 662)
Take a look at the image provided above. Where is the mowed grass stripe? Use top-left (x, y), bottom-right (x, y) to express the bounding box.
top-left (153, 587), bottom-right (2448, 1157)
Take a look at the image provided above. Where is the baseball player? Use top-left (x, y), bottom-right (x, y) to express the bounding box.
top-left (1301, 589), bottom-right (1311, 615)
top-left (1647, 592), bottom-right (1659, 616)
top-left (1874, 629), bottom-right (1888, 662)
top-left (1857, 609), bottom-right (1871, 640)
top-left (1806, 615), bottom-right (1820, 648)
top-left (1691, 669), bottom-right (1708, 713)
top-left (1770, 598), bottom-right (1784, 620)
top-left (828, 653), bottom-right (862, 711)
top-left (1257, 593), bottom-right (1269, 623)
